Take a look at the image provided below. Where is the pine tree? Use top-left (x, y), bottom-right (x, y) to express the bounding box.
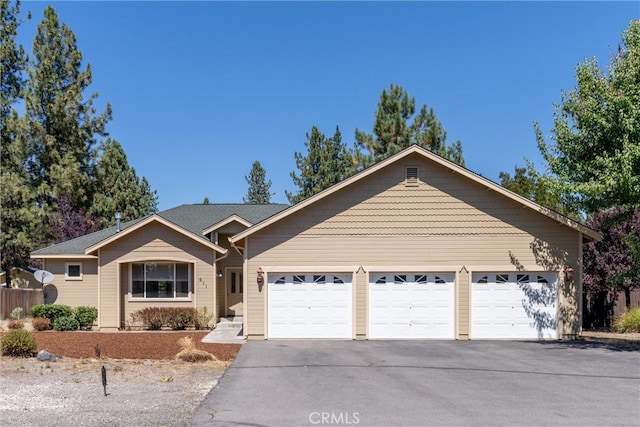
top-left (90, 139), bottom-right (158, 226)
top-left (0, 0), bottom-right (36, 283)
top-left (499, 165), bottom-right (570, 217)
top-left (0, 0), bottom-right (28, 119)
top-left (353, 84), bottom-right (465, 170)
top-left (22, 5), bottom-right (112, 242)
top-left (286, 126), bottom-right (352, 204)
top-left (244, 161), bottom-right (274, 204)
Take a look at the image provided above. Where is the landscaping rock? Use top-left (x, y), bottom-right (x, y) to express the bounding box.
top-left (36, 349), bottom-right (57, 362)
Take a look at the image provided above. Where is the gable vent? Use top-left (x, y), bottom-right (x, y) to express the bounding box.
top-left (405, 167), bottom-right (419, 186)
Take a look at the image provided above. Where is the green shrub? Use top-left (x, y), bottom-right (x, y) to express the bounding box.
top-left (10, 307), bottom-right (24, 320)
top-left (166, 308), bottom-right (196, 330)
top-left (74, 306), bottom-right (98, 330)
top-left (31, 304), bottom-right (74, 323)
top-left (32, 317), bottom-right (52, 331)
top-left (53, 315), bottom-right (80, 331)
top-left (612, 307), bottom-right (640, 333)
top-left (1, 329), bottom-right (37, 357)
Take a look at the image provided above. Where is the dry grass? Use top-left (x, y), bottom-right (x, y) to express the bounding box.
top-left (176, 336), bottom-right (216, 362)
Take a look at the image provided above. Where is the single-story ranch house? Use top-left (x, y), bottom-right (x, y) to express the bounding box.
top-left (31, 145), bottom-right (600, 340)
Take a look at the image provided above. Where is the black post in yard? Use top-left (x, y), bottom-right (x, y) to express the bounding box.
top-left (102, 365), bottom-right (108, 396)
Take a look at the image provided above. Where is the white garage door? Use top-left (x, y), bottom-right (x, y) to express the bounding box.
top-left (369, 273), bottom-right (455, 339)
top-left (267, 274), bottom-right (352, 339)
top-left (471, 273), bottom-right (557, 339)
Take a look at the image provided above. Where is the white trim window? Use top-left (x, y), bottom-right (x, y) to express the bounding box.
top-left (65, 262), bottom-right (83, 281)
top-left (130, 262), bottom-right (191, 299)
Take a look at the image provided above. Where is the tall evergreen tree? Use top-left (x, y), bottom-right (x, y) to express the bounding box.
top-left (353, 84), bottom-right (465, 170)
top-left (244, 160), bottom-right (274, 204)
top-left (286, 126), bottom-right (352, 204)
top-left (499, 164), bottom-right (572, 217)
top-left (0, 0), bottom-right (36, 283)
top-left (90, 139), bottom-right (158, 226)
top-left (22, 5), bottom-right (112, 242)
top-left (0, 0), bottom-right (28, 119)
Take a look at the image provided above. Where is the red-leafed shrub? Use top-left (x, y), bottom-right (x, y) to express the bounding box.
top-left (32, 317), bottom-right (52, 331)
top-left (131, 307), bottom-right (198, 330)
top-left (6, 319), bottom-right (24, 329)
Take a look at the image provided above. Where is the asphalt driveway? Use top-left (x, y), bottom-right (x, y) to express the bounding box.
top-left (187, 340), bottom-right (639, 427)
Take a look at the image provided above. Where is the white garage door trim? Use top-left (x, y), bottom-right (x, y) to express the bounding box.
top-left (369, 273), bottom-right (455, 339)
top-left (267, 273), bottom-right (352, 339)
top-left (471, 273), bottom-right (557, 339)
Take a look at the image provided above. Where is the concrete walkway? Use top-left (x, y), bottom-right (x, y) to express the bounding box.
top-left (201, 317), bottom-right (246, 344)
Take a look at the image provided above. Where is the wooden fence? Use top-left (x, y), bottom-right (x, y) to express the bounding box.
top-left (1, 288), bottom-right (43, 319)
top-left (583, 289), bottom-right (640, 329)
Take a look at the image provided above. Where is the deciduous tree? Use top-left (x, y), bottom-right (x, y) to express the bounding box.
top-left (584, 208), bottom-right (640, 309)
top-left (537, 20), bottom-right (640, 214)
top-left (50, 197), bottom-right (101, 243)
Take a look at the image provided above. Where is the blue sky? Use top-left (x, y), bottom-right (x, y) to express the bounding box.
top-left (16, 1), bottom-right (640, 211)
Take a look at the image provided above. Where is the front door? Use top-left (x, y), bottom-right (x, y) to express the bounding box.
top-left (226, 267), bottom-right (243, 316)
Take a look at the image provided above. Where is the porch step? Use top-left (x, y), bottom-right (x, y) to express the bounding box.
top-left (216, 317), bottom-right (243, 329)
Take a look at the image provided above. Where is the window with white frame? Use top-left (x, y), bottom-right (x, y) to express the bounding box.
top-left (130, 262), bottom-right (191, 299)
top-left (65, 262), bottom-right (83, 280)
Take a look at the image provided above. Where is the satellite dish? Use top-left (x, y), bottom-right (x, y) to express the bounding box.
top-left (33, 269), bottom-right (55, 285)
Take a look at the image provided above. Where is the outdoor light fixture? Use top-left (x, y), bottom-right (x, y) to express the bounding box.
top-left (256, 267), bottom-right (264, 285)
top-left (217, 269), bottom-right (223, 278)
top-left (564, 266), bottom-right (574, 283)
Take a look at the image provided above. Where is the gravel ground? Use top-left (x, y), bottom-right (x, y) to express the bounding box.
top-left (0, 356), bottom-right (228, 427)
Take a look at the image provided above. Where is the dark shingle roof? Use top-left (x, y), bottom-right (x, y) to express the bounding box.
top-left (31, 204), bottom-right (288, 256)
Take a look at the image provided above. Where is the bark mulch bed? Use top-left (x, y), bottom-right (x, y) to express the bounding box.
top-left (6, 331), bottom-right (241, 361)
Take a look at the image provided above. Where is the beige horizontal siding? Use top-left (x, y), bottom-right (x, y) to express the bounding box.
top-left (41, 259), bottom-right (99, 308)
top-left (98, 221), bottom-right (217, 330)
top-left (244, 153), bottom-right (582, 338)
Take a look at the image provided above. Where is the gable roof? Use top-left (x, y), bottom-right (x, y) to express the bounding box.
top-left (203, 215), bottom-right (253, 235)
top-left (31, 203), bottom-right (289, 258)
top-left (230, 145), bottom-right (601, 243)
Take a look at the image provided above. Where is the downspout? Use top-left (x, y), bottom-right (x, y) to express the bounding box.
top-left (214, 232), bottom-right (231, 267)
top-left (229, 238), bottom-right (244, 257)
top-left (577, 232), bottom-right (584, 337)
